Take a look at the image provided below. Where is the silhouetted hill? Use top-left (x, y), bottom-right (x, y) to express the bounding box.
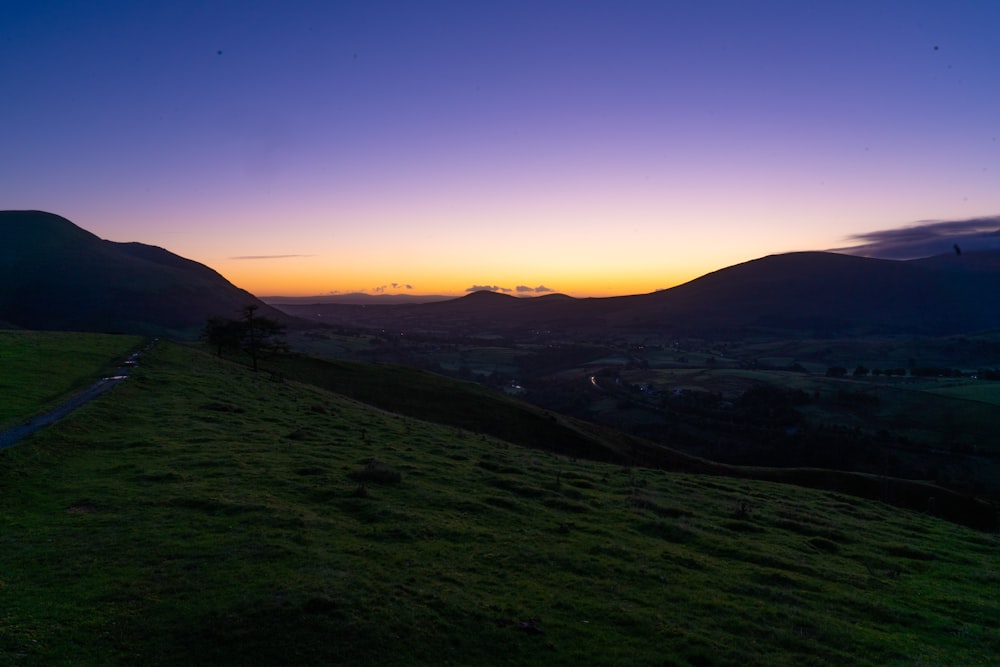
top-left (0, 211), bottom-right (292, 338)
top-left (261, 291), bottom-right (579, 307)
top-left (275, 251), bottom-right (1000, 338)
top-left (262, 292), bottom-right (453, 305)
top-left (624, 251), bottom-right (1000, 335)
top-left (909, 249), bottom-right (1000, 272)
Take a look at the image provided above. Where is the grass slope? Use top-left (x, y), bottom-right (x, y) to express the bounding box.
top-left (264, 353), bottom-right (998, 531)
top-left (264, 353), bottom-right (652, 464)
top-left (1, 340), bottom-right (998, 665)
top-left (0, 331), bottom-right (143, 428)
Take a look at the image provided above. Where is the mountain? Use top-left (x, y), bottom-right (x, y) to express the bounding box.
top-left (11, 210), bottom-right (998, 340)
top-left (261, 292), bottom-right (454, 305)
top-left (619, 250), bottom-right (1000, 336)
top-left (0, 210), bottom-right (292, 337)
top-left (274, 251), bottom-right (1000, 338)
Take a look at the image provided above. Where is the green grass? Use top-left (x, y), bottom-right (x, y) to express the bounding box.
top-left (620, 364), bottom-right (1000, 455)
top-left (225, 350), bottom-right (1000, 529)
top-left (923, 379), bottom-right (1000, 406)
top-left (0, 331), bottom-right (143, 427)
top-left (261, 352), bottom-right (645, 465)
top-left (1, 338), bottom-right (998, 665)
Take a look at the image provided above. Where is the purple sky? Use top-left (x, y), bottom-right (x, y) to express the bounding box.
top-left (3, 1), bottom-right (999, 296)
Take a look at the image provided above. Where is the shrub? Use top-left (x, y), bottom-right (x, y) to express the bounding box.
top-left (808, 536), bottom-right (839, 553)
top-left (349, 459), bottom-right (402, 485)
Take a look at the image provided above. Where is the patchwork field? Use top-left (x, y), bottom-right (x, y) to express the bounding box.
top-left (0, 336), bottom-right (998, 665)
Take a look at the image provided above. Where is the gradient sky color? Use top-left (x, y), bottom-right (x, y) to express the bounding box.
top-left (3, 1), bottom-right (999, 297)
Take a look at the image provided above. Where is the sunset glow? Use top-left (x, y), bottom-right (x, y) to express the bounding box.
top-left (3, 2), bottom-right (999, 297)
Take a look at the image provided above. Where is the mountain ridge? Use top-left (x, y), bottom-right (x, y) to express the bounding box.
top-left (275, 249), bottom-right (1000, 338)
top-left (0, 210), bottom-right (293, 338)
top-left (8, 210), bottom-right (1000, 339)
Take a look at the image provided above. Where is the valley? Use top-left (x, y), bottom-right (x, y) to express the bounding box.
top-left (279, 317), bottom-right (1000, 509)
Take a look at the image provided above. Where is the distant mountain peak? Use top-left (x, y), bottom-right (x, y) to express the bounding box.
top-left (461, 290), bottom-right (517, 301)
top-left (274, 248), bottom-right (1000, 338)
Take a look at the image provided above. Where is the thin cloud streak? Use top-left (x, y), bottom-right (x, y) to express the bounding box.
top-left (834, 216), bottom-right (1000, 259)
top-left (229, 254), bottom-right (315, 260)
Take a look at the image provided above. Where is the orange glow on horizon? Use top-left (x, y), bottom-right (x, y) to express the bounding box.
top-left (211, 257), bottom-right (705, 299)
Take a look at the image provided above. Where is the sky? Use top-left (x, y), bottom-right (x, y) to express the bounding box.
top-left (3, 1), bottom-right (999, 298)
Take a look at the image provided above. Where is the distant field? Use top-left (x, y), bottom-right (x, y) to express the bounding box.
top-left (615, 364), bottom-right (1000, 455)
top-left (284, 330), bottom-right (377, 359)
top-left (0, 330), bottom-right (142, 427)
top-left (1, 340), bottom-right (997, 665)
top-left (921, 379), bottom-right (1000, 406)
top-left (734, 334), bottom-right (1000, 370)
top-left (639, 368), bottom-right (817, 396)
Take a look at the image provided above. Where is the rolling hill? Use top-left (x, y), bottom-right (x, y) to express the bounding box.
top-left (262, 351), bottom-right (997, 531)
top-left (0, 211), bottom-right (293, 338)
top-left (273, 251), bottom-right (1000, 338)
top-left (2, 336), bottom-right (998, 665)
top-left (623, 251), bottom-right (1000, 336)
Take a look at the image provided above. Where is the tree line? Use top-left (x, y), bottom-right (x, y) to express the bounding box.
top-left (825, 365), bottom-right (994, 378)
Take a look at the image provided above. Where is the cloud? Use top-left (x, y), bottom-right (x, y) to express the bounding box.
top-left (229, 254), bottom-right (315, 260)
top-left (465, 284), bottom-right (512, 293)
top-left (361, 283), bottom-right (413, 294)
top-left (466, 284), bottom-right (554, 294)
top-left (368, 282), bottom-right (413, 293)
top-left (834, 216), bottom-right (1000, 259)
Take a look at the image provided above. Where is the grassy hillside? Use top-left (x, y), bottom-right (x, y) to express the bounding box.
top-left (0, 331), bottom-right (142, 427)
top-left (263, 353), bottom-right (661, 465)
top-left (262, 353), bottom-right (997, 531)
top-left (1, 340), bottom-right (998, 665)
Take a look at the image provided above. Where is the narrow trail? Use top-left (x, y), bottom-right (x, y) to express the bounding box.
top-left (0, 341), bottom-right (153, 450)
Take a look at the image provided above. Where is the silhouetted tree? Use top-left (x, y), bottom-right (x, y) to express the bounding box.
top-left (201, 317), bottom-right (244, 358)
top-left (202, 306), bottom-right (287, 371)
top-left (240, 305), bottom-right (287, 372)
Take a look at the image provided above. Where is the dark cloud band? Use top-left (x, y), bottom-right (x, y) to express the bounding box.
top-left (465, 284), bottom-right (513, 293)
top-left (834, 216), bottom-right (1000, 259)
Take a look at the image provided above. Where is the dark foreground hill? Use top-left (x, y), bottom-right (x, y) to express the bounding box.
top-left (0, 211), bottom-right (291, 338)
top-left (2, 338), bottom-right (998, 665)
top-left (273, 251), bottom-right (1000, 338)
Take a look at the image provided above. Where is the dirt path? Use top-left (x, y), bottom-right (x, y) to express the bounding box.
top-left (0, 342), bottom-right (152, 450)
